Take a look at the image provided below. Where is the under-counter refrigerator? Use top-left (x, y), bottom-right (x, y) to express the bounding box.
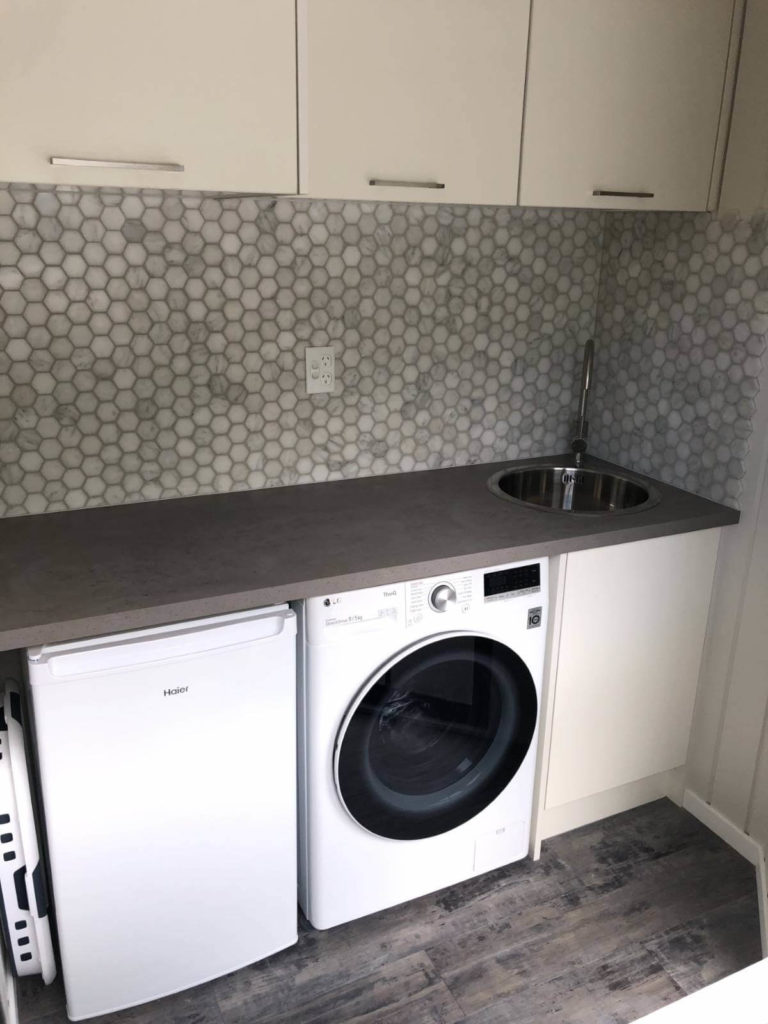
top-left (26, 605), bottom-right (297, 1021)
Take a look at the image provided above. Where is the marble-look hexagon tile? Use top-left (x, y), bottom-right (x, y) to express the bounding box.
top-left (592, 212), bottom-right (768, 508)
top-left (2, 185), bottom-right (764, 518)
top-left (0, 185), bottom-right (602, 516)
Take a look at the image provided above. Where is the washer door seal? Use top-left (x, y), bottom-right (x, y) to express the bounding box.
top-left (334, 632), bottom-right (538, 841)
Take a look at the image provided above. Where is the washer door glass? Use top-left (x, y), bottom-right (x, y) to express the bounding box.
top-left (335, 634), bottom-right (538, 840)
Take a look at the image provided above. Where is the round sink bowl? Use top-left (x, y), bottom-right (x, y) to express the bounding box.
top-left (488, 464), bottom-right (660, 514)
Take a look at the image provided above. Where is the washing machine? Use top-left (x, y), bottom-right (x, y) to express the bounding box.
top-left (298, 558), bottom-right (548, 930)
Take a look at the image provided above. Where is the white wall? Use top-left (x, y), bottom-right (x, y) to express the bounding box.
top-left (686, 354), bottom-right (768, 851)
top-left (684, 0), bottom-right (768, 855)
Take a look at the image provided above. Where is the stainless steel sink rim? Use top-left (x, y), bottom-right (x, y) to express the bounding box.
top-left (487, 463), bottom-right (662, 515)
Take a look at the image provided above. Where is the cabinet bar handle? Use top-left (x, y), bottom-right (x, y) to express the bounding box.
top-left (50, 157), bottom-right (185, 173)
top-left (592, 188), bottom-right (654, 198)
top-left (369, 178), bottom-right (445, 190)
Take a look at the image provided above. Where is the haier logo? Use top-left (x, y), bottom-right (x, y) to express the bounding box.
top-left (383, 590), bottom-right (397, 597)
top-left (164, 686), bottom-right (189, 697)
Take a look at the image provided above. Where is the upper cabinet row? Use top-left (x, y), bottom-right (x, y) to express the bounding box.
top-left (0, 0), bottom-right (741, 211)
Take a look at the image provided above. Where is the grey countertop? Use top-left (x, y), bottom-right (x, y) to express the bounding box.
top-left (0, 454), bottom-right (739, 651)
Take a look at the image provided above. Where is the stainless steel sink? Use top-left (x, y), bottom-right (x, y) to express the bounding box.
top-left (488, 464), bottom-right (660, 514)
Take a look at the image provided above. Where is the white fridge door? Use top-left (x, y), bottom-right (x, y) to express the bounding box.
top-left (27, 606), bottom-right (297, 1020)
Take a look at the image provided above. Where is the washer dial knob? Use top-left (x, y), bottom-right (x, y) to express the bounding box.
top-left (429, 583), bottom-right (457, 612)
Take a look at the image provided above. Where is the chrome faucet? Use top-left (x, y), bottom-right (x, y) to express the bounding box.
top-left (571, 338), bottom-right (594, 469)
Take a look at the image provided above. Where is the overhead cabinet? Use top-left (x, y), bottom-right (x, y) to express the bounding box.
top-left (300, 0), bottom-right (530, 206)
top-left (0, 0), bottom-right (297, 193)
top-left (519, 0), bottom-right (738, 211)
top-left (719, 0), bottom-right (768, 214)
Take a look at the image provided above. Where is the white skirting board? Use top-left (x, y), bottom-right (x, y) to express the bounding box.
top-left (683, 789), bottom-right (768, 957)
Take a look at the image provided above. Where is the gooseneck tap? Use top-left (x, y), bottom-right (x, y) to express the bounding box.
top-left (571, 338), bottom-right (595, 469)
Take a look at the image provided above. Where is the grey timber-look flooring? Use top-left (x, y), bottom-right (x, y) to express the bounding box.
top-left (18, 800), bottom-right (762, 1024)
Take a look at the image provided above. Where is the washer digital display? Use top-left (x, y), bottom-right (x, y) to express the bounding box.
top-left (484, 563), bottom-right (541, 599)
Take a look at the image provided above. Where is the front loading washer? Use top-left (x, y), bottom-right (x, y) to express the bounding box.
top-left (298, 557), bottom-right (548, 930)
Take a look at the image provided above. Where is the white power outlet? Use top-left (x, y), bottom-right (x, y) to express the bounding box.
top-left (305, 346), bottom-right (335, 395)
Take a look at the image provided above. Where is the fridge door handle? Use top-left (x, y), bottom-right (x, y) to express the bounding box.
top-left (34, 609), bottom-right (297, 679)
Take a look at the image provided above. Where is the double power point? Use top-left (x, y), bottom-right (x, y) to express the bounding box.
top-left (306, 346), bottom-right (336, 395)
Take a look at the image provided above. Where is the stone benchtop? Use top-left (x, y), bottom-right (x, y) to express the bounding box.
top-left (0, 453), bottom-right (738, 651)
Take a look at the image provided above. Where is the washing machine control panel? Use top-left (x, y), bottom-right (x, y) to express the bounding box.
top-left (308, 559), bottom-right (546, 641)
top-left (404, 562), bottom-right (543, 627)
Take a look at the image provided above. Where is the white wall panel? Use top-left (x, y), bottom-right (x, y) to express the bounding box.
top-left (711, 466), bottom-right (768, 827)
top-left (686, 357), bottom-right (768, 840)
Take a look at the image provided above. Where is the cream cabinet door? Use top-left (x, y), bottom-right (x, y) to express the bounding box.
top-left (0, 0), bottom-right (297, 193)
top-left (300, 0), bottom-right (529, 205)
top-left (519, 0), bottom-right (737, 211)
top-left (719, 0), bottom-right (768, 214)
top-left (545, 530), bottom-right (720, 809)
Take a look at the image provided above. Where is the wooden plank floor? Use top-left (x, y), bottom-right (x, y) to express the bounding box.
top-left (17, 800), bottom-right (762, 1024)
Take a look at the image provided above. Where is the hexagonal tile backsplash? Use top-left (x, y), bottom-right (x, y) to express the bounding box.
top-left (592, 211), bottom-right (768, 507)
top-left (0, 184), bottom-right (601, 516)
top-left (0, 184), bottom-right (766, 517)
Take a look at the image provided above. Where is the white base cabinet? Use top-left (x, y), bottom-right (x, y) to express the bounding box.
top-left (0, 0), bottom-right (297, 193)
top-left (542, 530), bottom-right (721, 816)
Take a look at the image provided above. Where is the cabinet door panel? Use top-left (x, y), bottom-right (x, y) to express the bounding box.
top-left (719, 0), bottom-right (768, 214)
top-left (546, 530), bottom-right (720, 809)
top-left (520, 0), bottom-right (735, 211)
top-left (0, 0), bottom-right (297, 193)
top-left (302, 0), bottom-right (529, 205)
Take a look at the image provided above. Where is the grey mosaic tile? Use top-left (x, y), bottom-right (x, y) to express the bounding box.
top-left (1, 184), bottom-right (763, 518)
top-left (592, 212), bottom-right (768, 508)
top-left (0, 186), bottom-right (601, 516)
